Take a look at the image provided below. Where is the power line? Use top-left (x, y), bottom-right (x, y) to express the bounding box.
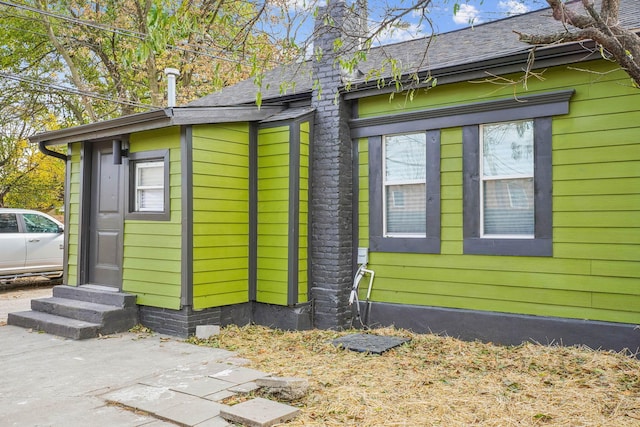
top-left (0, 72), bottom-right (159, 110)
top-left (0, 0), bottom-right (277, 67)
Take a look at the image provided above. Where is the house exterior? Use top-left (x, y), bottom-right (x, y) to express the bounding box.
top-left (25, 1), bottom-right (639, 351)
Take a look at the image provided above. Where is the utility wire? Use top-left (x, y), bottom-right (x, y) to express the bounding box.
top-left (0, 0), bottom-right (278, 67)
top-left (0, 72), bottom-right (160, 110)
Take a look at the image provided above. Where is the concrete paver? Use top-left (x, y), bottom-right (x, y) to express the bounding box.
top-left (228, 381), bottom-right (260, 393)
top-left (155, 395), bottom-right (226, 426)
top-left (204, 389), bottom-right (236, 402)
top-left (220, 397), bottom-right (301, 427)
top-left (209, 366), bottom-right (271, 384)
top-left (140, 370), bottom-right (235, 396)
top-left (194, 417), bottom-right (232, 427)
top-left (0, 324), bottom-right (302, 426)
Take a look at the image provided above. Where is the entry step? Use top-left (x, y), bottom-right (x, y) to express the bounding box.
top-left (8, 310), bottom-right (101, 340)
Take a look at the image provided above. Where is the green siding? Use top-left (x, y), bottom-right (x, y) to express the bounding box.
top-left (257, 125), bottom-right (290, 305)
top-left (122, 127), bottom-right (182, 309)
top-left (65, 143), bottom-right (82, 286)
top-left (192, 123), bottom-right (250, 309)
top-left (357, 60), bottom-right (640, 325)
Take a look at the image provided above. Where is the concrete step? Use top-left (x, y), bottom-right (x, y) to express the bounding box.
top-left (7, 310), bottom-right (100, 340)
top-left (31, 297), bottom-right (138, 335)
top-left (53, 285), bottom-right (136, 308)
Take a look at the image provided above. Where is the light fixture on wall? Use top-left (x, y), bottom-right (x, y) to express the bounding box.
top-left (113, 139), bottom-right (129, 165)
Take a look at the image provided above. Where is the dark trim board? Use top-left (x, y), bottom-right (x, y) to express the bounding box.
top-left (287, 121), bottom-right (301, 305)
top-left (248, 123), bottom-right (258, 302)
top-left (462, 117), bottom-right (553, 257)
top-left (180, 126), bottom-right (194, 307)
top-left (368, 130), bottom-right (441, 254)
top-left (350, 90), bottom-right (573, 139)
top-left (359, 302), bottom-right (640, 355)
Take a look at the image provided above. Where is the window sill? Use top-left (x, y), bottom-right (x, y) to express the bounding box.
top-left (463, 237), bottom-right (552, 257)
top-left (371, 236), bottom-right (440, 254)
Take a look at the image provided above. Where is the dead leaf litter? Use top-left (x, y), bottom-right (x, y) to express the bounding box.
top-left (188, 325), bottom-right (640, 426)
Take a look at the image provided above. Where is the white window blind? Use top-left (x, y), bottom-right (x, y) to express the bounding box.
top-left (480, 120), bottom-right (534, 237)
top-left (135, 161), bottom-right (164, 212)
top-left (383, 133), bottom-right (426, 236)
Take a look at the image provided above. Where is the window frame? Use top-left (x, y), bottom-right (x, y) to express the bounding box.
top-left (134, 160), bottom-right (165, 212)
top-left (351, 90), bottom-right (572, 257)
top-left (382, 132), bottom-right (428, 238)
top-left (479, 120), bottom-right (535, 239)
top-left (369, 130), bottom-right (441, 254)
top-left (126, 149), bottom-right (170, 221)
top-left (463, 117), bottom-right (552, 256)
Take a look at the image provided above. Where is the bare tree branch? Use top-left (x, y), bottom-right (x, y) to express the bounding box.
top-left (517, 0), bottom-right (640, 88)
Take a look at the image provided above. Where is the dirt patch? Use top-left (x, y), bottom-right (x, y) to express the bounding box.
top-left (190, 325), bottom-right (640, 426)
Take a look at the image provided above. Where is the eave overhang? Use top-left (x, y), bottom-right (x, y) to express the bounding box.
top-left (251, 39), bottom-right (605, 106)
top-left (342, 40), bottom-right (602, 101)
top-left (30, 105), bottom-right (285, 146)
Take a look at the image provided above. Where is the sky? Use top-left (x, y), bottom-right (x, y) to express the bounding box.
top-left (376, 0), bottom-right (549, 44)
top-left (278, 1), bottom-right (551, 51)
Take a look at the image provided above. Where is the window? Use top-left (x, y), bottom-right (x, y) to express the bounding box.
top-left (127, 150), bottom-right (170, 221)
top-left (369, 130), bottom-right (440, 254)
top-left (351, 90), bottom-right (571, 256)
top-left (480, 120), bottom-right (534, 237)
top-left (135, 161), bottom-right (165, 211)
top-left (384, 133), bottom-right (426, 237)
top-left (23, 213), bottom-right (61, 233)
top-left (463, 118), bottom-right (552, 256)
top-left (0, 213), bottom-right (18, 233)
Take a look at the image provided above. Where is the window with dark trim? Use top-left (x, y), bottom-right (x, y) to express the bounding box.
top-left (352, 90), bottom-right (572, 256)
top-left (463, 117), bottom-right (552, 256)
top-left (126, 149), bottom-right (170, 221)
top-left (369, 130), bottom-right (441, 254)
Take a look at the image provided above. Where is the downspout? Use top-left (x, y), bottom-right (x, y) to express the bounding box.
top-left (39, 141), bottom-right (68, 161)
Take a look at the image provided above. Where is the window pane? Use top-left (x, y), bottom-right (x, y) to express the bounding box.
top-left (0, 214), bottom-right (18, 233)
top-left (137, 189), bottom-right (164, 211)
top-left (483, 178), bottom-right (534, 235)
top-left (23, 214), bottom-right (59, 233)
top-left (386, 183), bottom-right (426, 234)
top-left (137, 162), bottom-right (164, 186)
top-left (483, 121), bottom-right (533, 177)
top-left (134, 161), bottom-right (164, 212)
top-left (385, 133), bottom-right (426, 181)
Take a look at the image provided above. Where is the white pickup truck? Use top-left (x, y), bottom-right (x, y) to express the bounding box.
top-left (0, 208), bottom-right (64, 283)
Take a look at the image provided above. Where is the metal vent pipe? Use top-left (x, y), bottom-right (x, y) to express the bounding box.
top-left (164, 68), bottom-right (180, 107)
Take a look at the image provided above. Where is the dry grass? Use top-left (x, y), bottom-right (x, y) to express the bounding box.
top-left (190, 325), bottom-right (640, 426)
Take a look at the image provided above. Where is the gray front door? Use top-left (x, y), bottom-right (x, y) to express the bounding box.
top-left (88, 142), bottom-right (124, 288)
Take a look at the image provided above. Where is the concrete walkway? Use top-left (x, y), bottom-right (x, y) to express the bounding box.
top-left (0, 325), bottom-right (299, 426)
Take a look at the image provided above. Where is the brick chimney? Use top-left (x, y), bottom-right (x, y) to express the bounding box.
top-left (310, 0), bottom-right (367, 329)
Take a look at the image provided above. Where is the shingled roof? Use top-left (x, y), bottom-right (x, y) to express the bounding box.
top-left (188, 0), bottom-right (640, 108)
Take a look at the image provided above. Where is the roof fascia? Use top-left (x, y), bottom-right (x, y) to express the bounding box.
top-left (343, 42), bottom-right (600, 100)
top-left (171, 106), bottom-right (284, 125)
top-left (30, 109), bottom-right (172, 146)
top-left (30, 106), bottom-right (284, 146)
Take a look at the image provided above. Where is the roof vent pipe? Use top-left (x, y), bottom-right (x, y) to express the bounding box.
top-left (164, 68), bottom-right (180, 107)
